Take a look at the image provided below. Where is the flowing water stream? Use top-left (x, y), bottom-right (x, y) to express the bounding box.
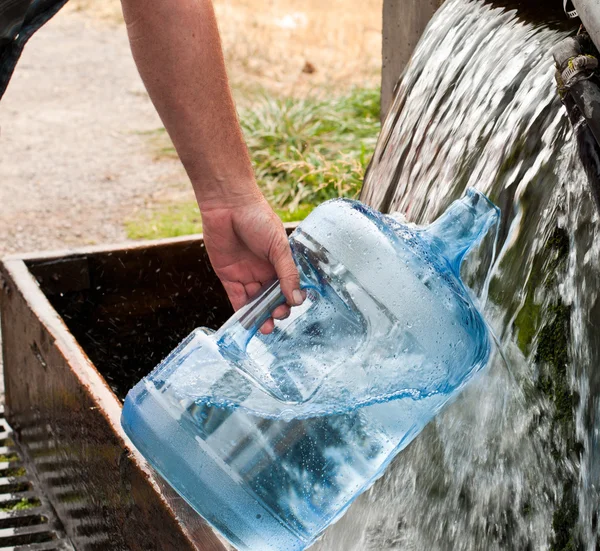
top-left (310, 0), bottom-right (599, 549)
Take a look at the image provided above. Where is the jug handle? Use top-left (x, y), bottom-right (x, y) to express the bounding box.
top-left (238, 280), bottom-right (287, 332)
top-left (216, 280), bottom-right (288, 351)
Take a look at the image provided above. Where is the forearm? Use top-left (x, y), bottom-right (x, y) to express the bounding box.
top-left (120, 0), bottom-right (260, 209)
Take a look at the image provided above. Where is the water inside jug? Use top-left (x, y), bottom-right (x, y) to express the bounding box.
top-left (121, 188), bottom-right (500, 551)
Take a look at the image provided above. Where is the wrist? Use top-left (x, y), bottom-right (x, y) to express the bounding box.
top-left (195, 179), bottom-right (265, 213)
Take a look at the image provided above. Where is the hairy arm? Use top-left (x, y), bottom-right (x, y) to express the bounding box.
top-left (120, 0), bottom-right (302, 328)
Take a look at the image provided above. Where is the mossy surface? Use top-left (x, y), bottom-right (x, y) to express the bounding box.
top-left (0, 498), bottom-right (41, 512)
top-left (552, 487), bottom-right (581, 551)
top-left (514, 228), bottom-right (569, 354)
top-left (520, 228), bottom-right (583, 551)
top-left (509, 224), bottom-right (584, 550)
top-left (536, 300), bottom-right (582, 551)
top-left (0, 454), bottom-right (19, 463)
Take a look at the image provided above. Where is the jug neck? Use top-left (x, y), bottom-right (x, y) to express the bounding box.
top-left (421, 188), bottom-right (500, 273)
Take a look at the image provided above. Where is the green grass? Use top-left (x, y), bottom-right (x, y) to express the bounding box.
top-left (128, 87), bottom-right (380, 240)
top-left (240, 87), bottom-right (380, 209)
top-left (126, 202), bottom-right (203, 240)
top-left (275, 204), bottom-right (316, 222)
top-left (4, 467), bottom-right (26, 477)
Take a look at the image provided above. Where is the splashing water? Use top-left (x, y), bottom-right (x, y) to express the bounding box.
top-left (310, 0), bottom-right (598, 550)
top-left (123, 190), bottom-right (499, 551)
top-left (163, 194), bottom-right (497, 422)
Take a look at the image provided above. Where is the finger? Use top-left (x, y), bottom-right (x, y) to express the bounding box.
top-left (269, 233), bottom-right (303, 307)
top-left (260, 318), bottom-right (275, 335)
top-left (272, 304), bottom-right (291, 320)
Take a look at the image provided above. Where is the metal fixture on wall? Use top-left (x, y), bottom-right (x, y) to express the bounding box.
top-left (572, 0), bottom-right (600, 51)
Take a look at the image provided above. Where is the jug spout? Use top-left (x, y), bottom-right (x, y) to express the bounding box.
top-left (422, 188), bottom-right (500, 273)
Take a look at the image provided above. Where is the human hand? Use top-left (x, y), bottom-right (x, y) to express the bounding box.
top-left (200, 195), bottom-right (304, 333)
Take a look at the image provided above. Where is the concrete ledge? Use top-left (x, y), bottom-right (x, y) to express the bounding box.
top-left (381, 0), bottom-right (444, 120)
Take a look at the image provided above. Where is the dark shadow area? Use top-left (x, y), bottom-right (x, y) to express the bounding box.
top-left (27, 239), bottom-right (234, 402)
top-left (486, 0), bottom-right (579, 29)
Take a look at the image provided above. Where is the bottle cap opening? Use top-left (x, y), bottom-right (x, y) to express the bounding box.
top-left (425, 188), bottom-right (500, 273)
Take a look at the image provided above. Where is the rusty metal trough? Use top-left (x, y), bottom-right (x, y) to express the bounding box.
top-left (0, 235), bottom-right (250, 550)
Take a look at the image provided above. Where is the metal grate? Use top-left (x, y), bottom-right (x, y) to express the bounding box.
top-left (0, 409), bottom-right (73, 551)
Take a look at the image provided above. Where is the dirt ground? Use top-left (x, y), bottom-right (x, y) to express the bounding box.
top-left (70, 0), bottom-right (382, 98)
top-left (0, 8), bottom-right (188, 256)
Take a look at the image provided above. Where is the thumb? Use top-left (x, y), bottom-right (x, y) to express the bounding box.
top-left (269, 231), bottom-right (303, 306)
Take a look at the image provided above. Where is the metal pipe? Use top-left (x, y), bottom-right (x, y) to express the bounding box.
top-left (552, 34), bottom-right (600, 211)
top-left (572, 0), bottom-right (600, 50)
top-left (553, 36), bottom-right (600, 146)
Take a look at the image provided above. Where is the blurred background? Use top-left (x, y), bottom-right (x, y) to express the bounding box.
top-left (0, 0), bottom-right (382, 254)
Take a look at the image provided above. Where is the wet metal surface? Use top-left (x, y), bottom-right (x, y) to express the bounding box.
top-left (0, 408), bottom-right (72, 551)
top-left (27, 239), bottom-right (233, 401)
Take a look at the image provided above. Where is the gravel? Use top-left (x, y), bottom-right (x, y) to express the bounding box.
top-left (0, 8), bottom-right (185, 256)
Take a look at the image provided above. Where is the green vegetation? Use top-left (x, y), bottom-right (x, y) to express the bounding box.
top-left (0, 498), bottom-right (41, 512)
top-left (127, 87), bottom-right (380, 240)
top-left (126, 202), bottom-right (203, 240)
top-left (0, 454), bottom-right (19, 463)
top-left (126, 201), bottom-right (316, 241)
top-left (3, 467), bottom-right (26, 477)
top-left (275, 204), bottom-right (315, 223)
top-left (240, 88), bottom-right (380, 209)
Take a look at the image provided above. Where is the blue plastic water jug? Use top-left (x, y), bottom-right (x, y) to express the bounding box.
top-left (122, 188), bottom-right (500, 551)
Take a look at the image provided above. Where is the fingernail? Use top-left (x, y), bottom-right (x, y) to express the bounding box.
top-left (293, 290), bottom-right (304, 306)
